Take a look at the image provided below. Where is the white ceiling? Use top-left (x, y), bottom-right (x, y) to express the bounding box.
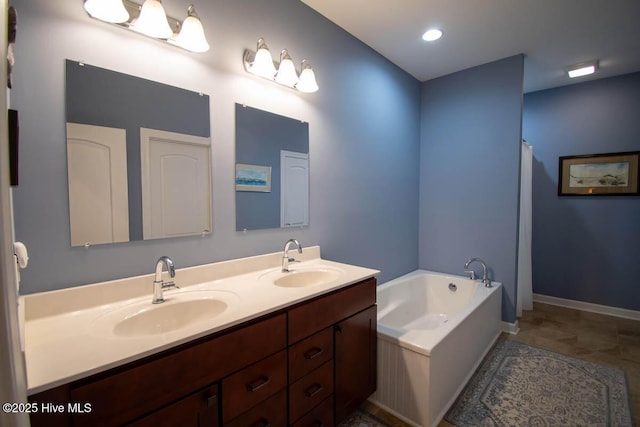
top-left (301, 0), bottom-right (640, 93)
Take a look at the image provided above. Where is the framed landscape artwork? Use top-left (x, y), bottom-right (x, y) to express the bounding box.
top-left (558, 151), bottom-right (640, 196)
top-left (236, 164), bottom-right (272, 192)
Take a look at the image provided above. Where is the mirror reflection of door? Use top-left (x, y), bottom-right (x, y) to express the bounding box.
top-left (281, 150), bottom-right (309, 227)
top-left (140, 128), bottom-right (212, 240)
top-left (66, 123), bottom-right (130, 246)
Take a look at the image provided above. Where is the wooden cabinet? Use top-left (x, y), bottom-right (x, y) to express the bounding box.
top-left (288, 277), bottom-right (376, 425)
top-left (29, 278), bottom-right (377, 426)
top-left (127, 384), bottom-right (219, 427)
top-left (335, 305), bottom-right (377, 422)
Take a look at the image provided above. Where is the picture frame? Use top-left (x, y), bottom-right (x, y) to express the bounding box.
top-left (235, 164), bottom-right (272, 192)
top-left (558, 151), bottom-right (640, 196)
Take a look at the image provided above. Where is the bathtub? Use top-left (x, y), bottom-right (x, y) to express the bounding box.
top-left (370, 270), bottom-right (502, 427)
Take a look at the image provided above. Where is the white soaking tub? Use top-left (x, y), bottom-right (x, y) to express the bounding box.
top-left (370, 270), bottom-right (502, 427)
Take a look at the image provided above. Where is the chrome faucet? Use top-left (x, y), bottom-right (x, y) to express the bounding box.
top-left (464, 257), bottom-right (492, 287)
top-left (282, 239), bottom-right (303, 272)
top-left (153, 256), bottom-right (179, 304)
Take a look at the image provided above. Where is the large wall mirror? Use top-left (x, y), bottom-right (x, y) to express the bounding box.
top-left (65, 60), bottom-right (212, 246)
top-left (235, 104), bottom-right (309, 231)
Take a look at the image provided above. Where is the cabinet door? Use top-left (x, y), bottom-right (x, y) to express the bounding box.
top-left (334, 305), bottom-right (377, 423)
top-left (127, 384), bottom-right (219, 427)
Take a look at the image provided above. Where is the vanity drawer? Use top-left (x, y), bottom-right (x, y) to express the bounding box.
top-left (288, 278), bottom-right (376, 343)
top-left (288, 326), bottom-right (333, 383)
top-left (289, 360), bottom-right (334, 423)
top-left (224, 389), bottom-right (287, 427)
top-left (291, 396), bottom-right (334, 427)
top-left (127, 384), bottom-right (219, 427)
top-left (70, 314), bottom-right (286, 426)
top-left (222, 350), bottom-right (287, 423)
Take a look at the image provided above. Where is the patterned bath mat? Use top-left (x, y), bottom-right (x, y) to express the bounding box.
top-left (445, 339), bottom-right (633, 426)
top-left (338, 409), bottom-right (391, 427)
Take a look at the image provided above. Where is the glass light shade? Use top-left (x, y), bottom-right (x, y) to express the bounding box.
top-left (173, 6), bottom-right (209, 52)
top-left (275, 50), bottom-right (299, 87)
top-left (84, 0), bottom-right (129, 23)
top-left (296, 61), bottom-right (319, 93)
top-left (132, 0), bottom-right (173, 39)
top-left (250, 39), bottom-right (277, 79)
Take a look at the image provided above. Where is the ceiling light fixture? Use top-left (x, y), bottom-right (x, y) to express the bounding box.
top-left (422, 28), bottom-right (443, 42)
top-left (243, 38), bottom-right (319, 93)
top-left (83, 0), bottom-right (210, 53)
top-left (567, 61), bottom-right (598, 78)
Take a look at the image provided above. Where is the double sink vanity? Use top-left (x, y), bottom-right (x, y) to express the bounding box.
top-left (24, 245), bottom-right (379, 426)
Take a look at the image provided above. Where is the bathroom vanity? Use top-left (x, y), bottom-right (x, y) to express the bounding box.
top-left (24, 247), bottom-right (377, 426)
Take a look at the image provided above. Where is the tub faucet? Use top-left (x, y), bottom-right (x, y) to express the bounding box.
top-left (464, 257), bottom-right (492, 287)
top-left (282, 239), bottom-right (302, 272)
top-left (153, 256), bottom-right (179, 304)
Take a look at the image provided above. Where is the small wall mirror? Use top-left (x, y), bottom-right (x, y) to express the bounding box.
top-left (235, 104), bottom-right (309, 231)
top-left (65, 60), bottom-right (212, 246)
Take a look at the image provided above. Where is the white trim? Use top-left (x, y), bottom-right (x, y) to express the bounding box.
top-left (502, 320), bottom-right (519, 335)
top-left (533, 293), bottom-right (640, 321)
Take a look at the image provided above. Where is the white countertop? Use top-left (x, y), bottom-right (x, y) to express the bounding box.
top-left (23, 247), bottom-right (379, 394)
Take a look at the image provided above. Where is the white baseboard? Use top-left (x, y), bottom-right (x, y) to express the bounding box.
top-left (533, 293), bottom-right (640, 321)
top-left (502, 320), bottom-right (519, 335)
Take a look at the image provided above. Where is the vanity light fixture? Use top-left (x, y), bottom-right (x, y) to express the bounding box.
top-left (567, 61), bottom-right (598, 78)
top-left (243, 37), bottom-right (319, 93)
top-left (83, 0), bottom-right (210, 53)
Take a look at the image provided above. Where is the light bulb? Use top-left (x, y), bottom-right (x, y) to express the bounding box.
top-left (84, 0), bottom-right (129, 24)
top-left (296, 60), bottom-right (318, 93)
top-left (132, 0), bottom-right (173, 39)
top-left (275, 50), bottom-right (299, 87)
top-left (172, 5), bottom-right (209, 52)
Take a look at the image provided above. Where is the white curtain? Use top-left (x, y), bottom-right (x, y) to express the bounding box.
top-left (517, 140), bottom-right (533, 317)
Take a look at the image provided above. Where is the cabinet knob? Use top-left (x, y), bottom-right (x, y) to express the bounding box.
top-left (246, 375), bottom-right (270, 392)
top-left (335, 325), bottom-right (344, 334)
top-left (304, 347), bottom-right (324, 360)
top-left (205, 393), bottom-right (217, 407)
top-left (304, 383), bottom-right (323, 398)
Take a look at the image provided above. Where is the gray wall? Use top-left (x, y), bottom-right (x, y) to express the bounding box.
top-left (11, 0), bottom-right (421, 293)
top-left (523, 72), bottom-right (640, 311)
top-left (419, 55), bottom-right (524, 323)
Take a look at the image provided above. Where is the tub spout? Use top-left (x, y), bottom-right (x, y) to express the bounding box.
top-left (464, 258), bottom-right (492, 287)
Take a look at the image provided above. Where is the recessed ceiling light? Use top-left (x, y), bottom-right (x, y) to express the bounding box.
top-left (567, 61), bottom-right (598, 78)
top-left (422, 28), bottom-right (443, 42)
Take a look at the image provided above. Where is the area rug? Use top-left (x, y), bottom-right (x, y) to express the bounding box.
top-left (338, 409), bottom-right (390, 427)
top-left (445, 339), bottom-right (633, 426)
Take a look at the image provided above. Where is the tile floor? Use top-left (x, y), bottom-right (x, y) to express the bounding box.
top-left (361, 302), bottom-right (640, 426)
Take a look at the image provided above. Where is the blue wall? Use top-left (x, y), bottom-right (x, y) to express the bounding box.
top-left (11, 0), bottom-right (421, 293)
top-left (419, 55), bottom-right (524, 323)
top-left (523, 72), bottom-right (640, 311)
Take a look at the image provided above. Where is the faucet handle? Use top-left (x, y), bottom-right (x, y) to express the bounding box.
top-left (464, 270), bottom-right (476, 280)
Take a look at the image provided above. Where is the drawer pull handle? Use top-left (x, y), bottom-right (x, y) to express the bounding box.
top-left (246, 375), bottom-right (270, 392)
top-left (313, 422), bottom-right (324, 427)
top-left (335, 325), bottom-right (343, 334)
top-left (251, 418), bottom-right (270, 427)
top-left (304, 383), bottom-right (323, 398)
top-left (206, 394), bottom-right (217, 407)
top-left (304, 347), bottom-right (324, 360)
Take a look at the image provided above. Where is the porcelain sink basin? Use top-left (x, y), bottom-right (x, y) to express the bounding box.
top-left (271, 268), bottom-right (342, 288)
top-left (93, 290), bottom-right (239, 338)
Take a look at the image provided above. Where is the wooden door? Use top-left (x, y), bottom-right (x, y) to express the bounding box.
top-left (280, 150), bottom-right (309, 228)
top-left (66, 122), bottom-right (129, 246)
